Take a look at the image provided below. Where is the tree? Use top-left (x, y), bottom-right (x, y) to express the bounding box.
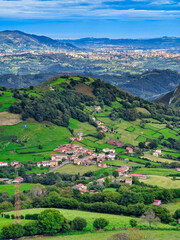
top-left (140, 210), bottom-right (160, 228)
top-left (138, 142), bottom-right (145, 149)
top-left (129, 219), bottom-right (137, 227)
top-left (38, 209), bottom-right (69, 233)
top-left (112, 170), bottom-right (119, 178)
top-left (71, 217), bottom-right (87, 231)
top-left (93, 218), bottom-right (109, 230)
top-left (174, 209), bottom-right (180, 220)
top-left (1, 223), bottom-right (25, 239)
top-left (24, 221), bottom-right (41, 236)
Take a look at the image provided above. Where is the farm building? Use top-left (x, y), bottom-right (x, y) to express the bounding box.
top-left (125, 178), bottom-right (132, 185)
top-left (0, 162), bottom-right (8, 167)
top-left (152, 200), bottom-right (161, 206)
top-left (125, 147), bottom-right (133, 154)
top-left (72, 184), bottom-right (87, 192)
top-left (130, 174), bottom-right (149, 179)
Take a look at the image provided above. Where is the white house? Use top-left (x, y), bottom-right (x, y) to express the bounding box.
top-left (0, 162), bottom-right (8, 167)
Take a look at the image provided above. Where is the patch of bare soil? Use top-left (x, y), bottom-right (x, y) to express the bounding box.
top-left (0, 111), bottom-right (22, 126)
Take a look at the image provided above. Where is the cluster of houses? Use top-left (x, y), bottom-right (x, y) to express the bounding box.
top-left (92, 117), bottom-right (109, 132)
top-left (0, 177), bottom-right (24, 184)
top-left (0, 160), bottom-right (22, 168)
top-left (153, 149), bottom-right (162, 157)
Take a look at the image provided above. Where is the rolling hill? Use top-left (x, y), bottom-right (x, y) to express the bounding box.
top-left (155, 85), bottom-right (180, 108)
top-left (60, 36), bottom-right (180, 49)
top-left (0, 30), bottom-right (76, 53)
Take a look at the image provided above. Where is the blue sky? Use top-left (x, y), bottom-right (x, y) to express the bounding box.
top-left (0, 0), bottom-right (180, 38)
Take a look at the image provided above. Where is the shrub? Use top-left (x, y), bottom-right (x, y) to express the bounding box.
top-left (1, 223), bottom-right (25, 239)
top-left (24, 221), bottom-right (42, 236)
top-left (71, 217), bottom-right (87, 231)
top-left (129, 219), bottom-right (137, 227)
top-left (38, 209), bottom-right (70, 233)
top-left (93, 218), bottom-right (109, 230)
top-left (174, 209), bottom-right (180, 220)
top-left (4, 214), bottom-right (10, 219)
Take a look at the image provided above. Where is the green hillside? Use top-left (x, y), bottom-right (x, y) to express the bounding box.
top-left (0, 75), bottom-right (180, 169)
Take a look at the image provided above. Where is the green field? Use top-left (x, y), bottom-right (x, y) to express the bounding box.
top-left (6, 208), bottom-right (172, 230)
top-left (104, 160), bottom-right (143, 167)
top-left (0, 92), bottom-right (18, 112)
top-left (54, 164), bottom-right (100, 175)
top-left (140, 175), bottom-right (180, 189)
top-left (143, 154), bottom-right (179, 164)
top-left (31, 230), bottom-right (180, 240)
top-left (162, 199), bottom-right (180, 214)
top-left (0, 183), bottom-right (37, 196)
top-left (132, 168), bottom-right (178, 176)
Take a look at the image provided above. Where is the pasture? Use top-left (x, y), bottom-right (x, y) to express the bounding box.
top-left (139, 175), bottom-right (180, 189)
top-left (54, 164), bottom-right (100, 175)
top-left (31, 230), bottom-right (180, 240)
top-left (132, 168), bottom-right (178, 176)
top-left (0, 183), bottom-right (37, 196)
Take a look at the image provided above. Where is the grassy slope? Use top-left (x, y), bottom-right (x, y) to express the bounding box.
top-left (0, 183), bottom-right (37, 196)
top-left (132, 168), bottom-right (178, 176)
top-left (6, 208), bottom-right (172, 230)
top-left (140, 175), bottom-right (180, 189)
top-left (54, 164), bottom-right (101, 175)
top-left (31, 231), bottom-right (180, 240)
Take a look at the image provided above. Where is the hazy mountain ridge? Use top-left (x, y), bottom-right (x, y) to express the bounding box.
top-left (0, 30), bottom-right (77, 53)
top-left (60, 36), bottom-right (180, 49)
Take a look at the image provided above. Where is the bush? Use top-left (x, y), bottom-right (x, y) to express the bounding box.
top-left (1, 223), bottom-right (25, 239)
top-left (4, 214), bottom-right (10, 219)
top-left (71, 217), bottom-right (87, 231)
top-left (24, 221), bottom-right (42, 236)
top-left (38, 209), bottom-right (70, 233)
top-left (174, 209), bottom-right (180, 219)
top-left (25, 213), bottom-right (39, 220)
top-left (129, 219), bottom-right (137, 227)
top-left (93, 218), bottom-right (109, 230)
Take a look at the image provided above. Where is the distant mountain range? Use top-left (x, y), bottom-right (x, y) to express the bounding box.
top-left (0, 30), bottom-right (76, 53)
top-left (60, 36), bottom-right (180, 49)
top-left (155, 85), bottom-right (180, 108)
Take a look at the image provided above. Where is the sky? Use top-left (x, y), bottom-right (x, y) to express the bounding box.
top-left (0, 0), bottom-right (180, 39)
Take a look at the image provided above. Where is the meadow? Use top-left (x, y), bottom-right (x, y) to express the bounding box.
top-left (6, 208), bottom-right (173, 230)
top-left (0, 183), bottom-right (37, 196)
top-left (31, 230), bottom-right (180, 240)
top-left (139, 175), bottom-right (180, 189)
top-left (132, 168), bottom-right (178, 176)
top-left (54, 164), bottom-right (101, 175)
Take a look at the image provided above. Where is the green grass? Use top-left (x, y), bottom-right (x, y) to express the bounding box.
top-left (94, 167), bottom-right (116, 177)
top-left (31, 230), bottom-right (180, 240)
top-left (143, 154), bottom-right (179, 164)
top-left (6, 208), bottom-right (172, 231)
top-left (132, 168), bottom-right (178, 176)
top-left (0, 92), bottom-right (18, 111)
top-left (0, 121), bottom-right (71, 163)
top-left (104, 160), bottom-right (143, 167)
top-left (0, 183), bottom-right (36, 196)
top-left (54, 164), bottom-right (100, 175)
top-left (140, 175), bottom-right (180, 189)
top-left (103, 188), bottom-right (117, 192)
top-left (51, 78), bottom-right (67, 86)
top-left (162, 199), bottom-right (180, 214)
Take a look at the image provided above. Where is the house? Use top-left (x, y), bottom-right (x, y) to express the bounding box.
top-left (72, 184), bottom-right (87, 192)
top-left (37, 161), bottom-right (51, 167)
top-left (75, 136), bottom-right (83, 141)
top-left (115, 166), bottom-right (129, 176)
top-left (153, 152), bottom-right (159, 157)
top-left (0, 162), bottom-right (8, 167)
top-left (97, 178), bottom-right (105, 184)
top-left (98, 162), bottom-right (107, 168)
top-left (12, 177), bottom-right (24, 183)
top-left (176, 168), bottom-right (180, 172)
top-left (108, 153), bottom-right (116, 160)
top-left (95, 106), bottom-right (101, 111)
top-left (77, 132), bottom-right (83, 137)
top-left (0, 178), bottom-right (9, 182)
top-left (145, 142), bottom-right (150, 147)
top-left (152, 200), bottom-right (161, 206)
top-left (125, 147), bottom-right (133, 154)
top-left (125, 178), bottom-right (132, 185)
top-left (130, 174), bottom-right (149, 179)
top-left (51, 154), bottom-right (68, 161)
top-left (10, 161), bottom-right (20, 167)
top-left (50, 161), bottom-right (58, 168)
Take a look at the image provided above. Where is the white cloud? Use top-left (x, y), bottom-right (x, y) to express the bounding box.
top-left (0, 0), bottom-right (179, 19)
